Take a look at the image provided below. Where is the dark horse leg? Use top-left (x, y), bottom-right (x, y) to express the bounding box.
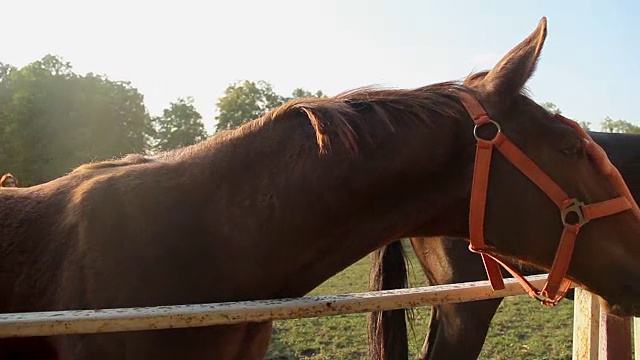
top-left (367, 238), bottom-right (558, 360)
top-left (411, 237), bottom-right (552, 360)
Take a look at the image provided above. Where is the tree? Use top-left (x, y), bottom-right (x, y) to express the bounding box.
top-left (0, 55), bottom-right (154, 185)
top-left (214, 80), bottom-right (285, 133)
top-left (539, 101), bottom-right (592, 131)
top-left (577, 121), bottom-right (592, 131)
top-left (600, 117), bottom-right (640, 134)
top-left (0, 63), bottom-right (18, 170)
top-left (75, 74), bottom-right (154, 160)
top-left (0, 63), bottom-right (15, 81)
top-left (540, 102), bottom-right (562, 114)
top-left (285, 88), bottom-right (326, 102)
top-left (152, 97), bottom-right (208, 151)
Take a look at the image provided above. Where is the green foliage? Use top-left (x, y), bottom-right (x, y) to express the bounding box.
top-left (285, 88), bottom-right (326, 102)
top-left (546, 102), bottom-right (640, 134)
top-left (214, 80), bottom-right (285, 133)
top-left (214, 80), bottom-right (325, 133)
top-left (152, 97), bottom-right (208, 152)
top-left (600, 116), bottom-right (640, 134)
top-left (540, 102), bottom-right (562, 114)
top-left (577, 121), bottom-right (591, 131)
top-left (0, 55), bottom-right (153, 185)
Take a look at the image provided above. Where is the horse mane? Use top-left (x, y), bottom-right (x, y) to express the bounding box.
top-left (72, 154), bottom-right (154, 173)
top-left (260, 80), bottom-right (472, 155)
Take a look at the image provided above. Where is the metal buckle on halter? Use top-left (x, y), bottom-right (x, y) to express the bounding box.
top-left (472, 118), bottom-right (502, 142)
top-left (560, 198), bottom-right (589, 227)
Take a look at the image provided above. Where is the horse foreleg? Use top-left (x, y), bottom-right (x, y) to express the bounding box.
top-left (418, 300), bottom-right (503, 360)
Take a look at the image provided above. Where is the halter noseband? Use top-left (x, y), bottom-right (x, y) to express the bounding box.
top-left (458, 91), bottom-right (639, 306)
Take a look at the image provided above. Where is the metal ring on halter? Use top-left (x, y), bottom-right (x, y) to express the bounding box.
top-left (473, 119), bottom-right (502, 142)
top-left (560, 198), bottom-right (588, 227)
top-left (533, 292), bottom-right (560, 307)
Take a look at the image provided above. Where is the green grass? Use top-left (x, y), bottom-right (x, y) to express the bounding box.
top-left (265, 245), bottom-right (575, 359)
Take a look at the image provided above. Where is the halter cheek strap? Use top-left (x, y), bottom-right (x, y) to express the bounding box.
top-left (457, 91), bottom-right (639, 306)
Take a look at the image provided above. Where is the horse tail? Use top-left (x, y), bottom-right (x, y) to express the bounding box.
top-left (367, 240), bottom-right (412, 360)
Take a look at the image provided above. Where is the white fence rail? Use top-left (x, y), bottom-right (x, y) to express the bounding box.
top-left (0, 274), bottom-right (635, 359)
top-left (0, 274), bottom-right (552, 338)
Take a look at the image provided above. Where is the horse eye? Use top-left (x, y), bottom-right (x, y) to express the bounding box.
top-left (561, 144), bottom-right (585, 158)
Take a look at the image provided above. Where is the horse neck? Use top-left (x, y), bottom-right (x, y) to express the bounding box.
top-left (206, 107), bottom-right (474, 298)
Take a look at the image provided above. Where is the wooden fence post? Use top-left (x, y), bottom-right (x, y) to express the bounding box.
top-left (573, 288), bottom-right (600, 360)
top-left (572, 287), bottom-right (633, 360)
top-left (598, 309), bottom-right (632, 359)
top-left (634, 317), bottom-right (640, 359)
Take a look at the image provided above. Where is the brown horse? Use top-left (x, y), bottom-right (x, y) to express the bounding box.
top-left (368, 132), bottom-right (640, 359)
top-left (2, 17), bottom-right (640, 360)
top-left (0, 174), bottom-right (18, 188)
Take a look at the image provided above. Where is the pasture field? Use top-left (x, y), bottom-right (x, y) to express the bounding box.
top-left (265, 242), bottom-right (574, 360)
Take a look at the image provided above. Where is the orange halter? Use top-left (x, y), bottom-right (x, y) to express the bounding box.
top-left (458, 91), bottom-right (640, 306)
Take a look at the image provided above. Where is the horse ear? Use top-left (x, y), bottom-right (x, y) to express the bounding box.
top-left (480, 17), bottom-right (548, 99)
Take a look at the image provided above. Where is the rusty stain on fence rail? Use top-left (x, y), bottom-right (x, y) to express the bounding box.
top-left (0, 274), bottom-right (563, 338)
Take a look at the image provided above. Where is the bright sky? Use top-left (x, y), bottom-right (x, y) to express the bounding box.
top-left (3, 0), bottom-right (638, 133)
